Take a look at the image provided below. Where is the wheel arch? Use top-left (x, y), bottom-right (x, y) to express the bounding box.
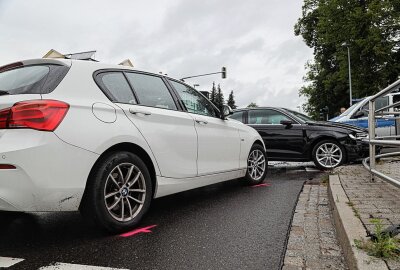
top-left (253, 139), bottom-right (266, 151)
top-left (80, 142), bottom-right (158, 210)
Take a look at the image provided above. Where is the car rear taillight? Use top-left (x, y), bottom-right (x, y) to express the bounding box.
top-left (0, 164), bottom-right (16, 169)
top-left (0, 100), bottom-right (69, 131)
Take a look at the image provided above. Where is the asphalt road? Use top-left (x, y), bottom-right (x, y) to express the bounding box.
top-left (0, 163), bottom-right (323, 270)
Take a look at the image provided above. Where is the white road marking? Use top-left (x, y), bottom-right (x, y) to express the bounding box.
top-left (305, 167), bottom-right (321, 172)
top-left (38, 262), bottom-right (129, 270)
top-left (0, 256), bottom-right (24, 268)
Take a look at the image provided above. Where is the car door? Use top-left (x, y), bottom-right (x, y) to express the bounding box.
top-left (96, 71), bottom-right (198, 178)
top-left (247, 109), bottom-right (305, 160)
top-left (168, 79), bottom-right (241, 175)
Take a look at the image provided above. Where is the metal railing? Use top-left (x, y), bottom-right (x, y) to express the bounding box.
top-left (362, 78), bottom-right (400, 188)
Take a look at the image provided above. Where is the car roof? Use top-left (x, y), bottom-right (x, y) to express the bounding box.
top-left (3, 58), bottom-right (166, 77)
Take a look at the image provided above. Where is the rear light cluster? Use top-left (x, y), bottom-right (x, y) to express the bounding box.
top-left (0, 100), bottom-right (69, 131)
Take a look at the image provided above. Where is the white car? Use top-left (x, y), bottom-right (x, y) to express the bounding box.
top-left (0, 59), bottom-right (267, 233)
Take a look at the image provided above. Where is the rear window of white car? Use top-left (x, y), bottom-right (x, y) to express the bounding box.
top-left (125, 73), bottom-right (177, 110)
top-left (0, 64), bottom-right (69, 95)
top-left (100, 72), bottom-right (137, 104)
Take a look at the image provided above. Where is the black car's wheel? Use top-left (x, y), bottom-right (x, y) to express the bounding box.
top-left (81, 151), bottom-right (152, 233)
top-left (312, 140), bottom-right (345, 170)
top-left (243, 144), bottom-right (268, 185)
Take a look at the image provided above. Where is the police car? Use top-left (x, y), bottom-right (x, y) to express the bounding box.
top-left (330, 92), bottom-right (400, 137)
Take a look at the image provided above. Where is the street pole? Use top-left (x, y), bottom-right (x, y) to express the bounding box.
top-left (346, 46), bottom-right (353, 107)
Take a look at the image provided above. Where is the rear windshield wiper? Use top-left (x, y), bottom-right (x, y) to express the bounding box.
top-left (0, 90), bottom-right (10, 96)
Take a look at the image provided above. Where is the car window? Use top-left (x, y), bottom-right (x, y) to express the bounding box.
top-left (229, 111), bottom-right (244, 123)
top-left (0, 65), bottom-right (70, 95)
top-left (393, 94), bottom-right (400, 111)
top-left (248, 109), bottom-right (290, 124)
top-left (361, 96), bottom-right (389, 112)
top-left (100, 72), bottom-right (137, 104)
top-left (125, 73), bottom-right (177, 110)
top-left (169, 80), bottom-right (217, 117)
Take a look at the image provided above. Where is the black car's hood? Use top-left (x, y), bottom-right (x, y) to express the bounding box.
top-left (306, 121), bottom-right (367, 133)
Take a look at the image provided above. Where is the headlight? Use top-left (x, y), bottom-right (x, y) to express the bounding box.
top-left (349, 133), bottom-right (369, 140)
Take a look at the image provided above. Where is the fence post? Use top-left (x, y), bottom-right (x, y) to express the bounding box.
top-left (368, 100), bottom-right (376, 182)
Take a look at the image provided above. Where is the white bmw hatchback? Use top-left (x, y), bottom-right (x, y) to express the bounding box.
top-left (0, 59), bottom-right (267, 232)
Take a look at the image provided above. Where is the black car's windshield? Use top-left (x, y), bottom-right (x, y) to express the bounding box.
top-left (285, 109), bottom-right (314, 123)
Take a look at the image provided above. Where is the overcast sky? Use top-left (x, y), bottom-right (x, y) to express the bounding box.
top-left (0, 0), bottom-right (312, 110)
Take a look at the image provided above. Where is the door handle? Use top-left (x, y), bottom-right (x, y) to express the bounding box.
top-left (129, 108), bottom-right (151, 116)
top-left (195, 119), bottom-right (208, 125)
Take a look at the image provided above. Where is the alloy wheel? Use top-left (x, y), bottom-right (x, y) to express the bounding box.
top-left (104, 163), bottom-right (146, 222)
top-left (247, 149), bottom-right (266, 181)
top-left (315, 143), bottom-right (343, 168)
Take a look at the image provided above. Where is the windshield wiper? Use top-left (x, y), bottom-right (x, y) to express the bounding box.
top-left (0, 90), bottom-right (10, 96)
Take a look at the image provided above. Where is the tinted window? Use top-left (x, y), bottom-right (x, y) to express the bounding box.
top-left (393, 94), bottom-right (400, 112)
top-left (169, 80), bottom-right (216, 117)
top-left (230, 111), bottom-right (244, 122)
top-left (0, 66), bottom-right (49, 95)
top-left (361, 96), bottom-right (389, 112)
top-left (101, 72), bottom-right (136, 104)
top-left (249, 109), bottom-right (290, 124)
top-left (126, 73), bottom-right (177, 110)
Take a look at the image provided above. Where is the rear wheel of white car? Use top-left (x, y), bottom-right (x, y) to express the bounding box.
top-left (312, 140), bottom-right (345, 170)
top-left (244, 144), bottom-right (268, 185)
top-left (81, 151), bottom-right (152, 233)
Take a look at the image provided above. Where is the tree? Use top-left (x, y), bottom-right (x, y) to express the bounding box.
top-left (227, 90), bottom-right (237, 109)
top-left (247, 102), bottom-right (259, 108)
top-left (209, 82), bottom-right (217, 104)
top-left (295, 0), bottom-right (400, 118)
top-left (214, 84), bottom-right (225, 111)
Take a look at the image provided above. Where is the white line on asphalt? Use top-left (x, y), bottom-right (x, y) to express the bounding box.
top-left (0, 256), bottom-right (24, 268)
top-left (38, 262), bottom-right (129, 270)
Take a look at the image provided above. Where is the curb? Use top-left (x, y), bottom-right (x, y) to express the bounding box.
top-left (328, 174), bottom-right (388, 270)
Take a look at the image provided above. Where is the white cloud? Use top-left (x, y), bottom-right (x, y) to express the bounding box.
top-left (0, 0), bottom-right (313, 110)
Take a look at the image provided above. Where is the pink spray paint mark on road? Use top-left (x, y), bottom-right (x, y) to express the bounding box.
top-left (251, 183), bottom-right (272, 188)
top-left (120, 225), bottom-right (157, 238)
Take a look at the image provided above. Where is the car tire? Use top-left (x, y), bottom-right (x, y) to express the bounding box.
top-left (243, 144), bottom-right (268, 185)
top-left (80, 151), bottom-right (152, 233)
top-left (312, 140), bottom-right (345, 170)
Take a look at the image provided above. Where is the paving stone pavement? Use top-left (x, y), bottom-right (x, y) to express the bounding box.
top-left (283, 184), bottom-right (348, 270)
top-left (335, 158), bottom-right (400, 270)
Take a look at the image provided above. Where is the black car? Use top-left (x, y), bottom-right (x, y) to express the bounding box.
top-left (229, 107), bottom-right (369, 170)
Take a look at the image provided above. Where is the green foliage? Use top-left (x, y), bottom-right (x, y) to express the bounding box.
top-left (295, 0), bottom-right (400, 118)
top-left (247, 102), bottom-right (259, 108)
top-left (209, 82), bottom-right (217, 104)
top-left (354, 219), bottom-right (400, 259)
top-left (214, 84), bottom-right (225, 111)
top-left (227, 90), bottom-right (237, 109)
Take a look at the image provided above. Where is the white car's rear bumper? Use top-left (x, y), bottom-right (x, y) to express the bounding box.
top-left (0, 130), bottom-right (99, 211)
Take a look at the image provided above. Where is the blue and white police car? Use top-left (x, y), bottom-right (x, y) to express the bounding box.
top-left (330, 92), bottom-right (400, 137)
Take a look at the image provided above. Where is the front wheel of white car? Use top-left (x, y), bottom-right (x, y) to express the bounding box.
top-left (243, 144), bottom-right (268, 185)
top-left (81, 151), bottom-right (152, 233)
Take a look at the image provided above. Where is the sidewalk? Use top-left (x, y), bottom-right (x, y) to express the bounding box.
top-left (334, 158), bottom-right (400, 269)
top-left (283, 183), bottom-right (348, 270)
top-left (283, 158), bottom-right (400, 270)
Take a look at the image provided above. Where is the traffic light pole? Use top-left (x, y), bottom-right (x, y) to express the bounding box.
top-left (180, 67), bottom-right (226, 81)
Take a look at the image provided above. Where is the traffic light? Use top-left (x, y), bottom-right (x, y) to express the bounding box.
top-left (221, 67), bottom-right (227, 79)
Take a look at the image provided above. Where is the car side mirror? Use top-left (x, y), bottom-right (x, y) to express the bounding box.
top-left (221, 105), bottom-right (233, 119)
top-left (280, 120), bottom-right (293, 126)
top-left (352, 110), bottom-right (366, 119)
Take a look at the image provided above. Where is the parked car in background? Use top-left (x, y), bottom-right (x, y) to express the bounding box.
top-left (0, 59), bottom-right (267, 233)
top-left (229, 107), bottom-right (369, 170)
top-left (330, 92), bottom-right (400, 137)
